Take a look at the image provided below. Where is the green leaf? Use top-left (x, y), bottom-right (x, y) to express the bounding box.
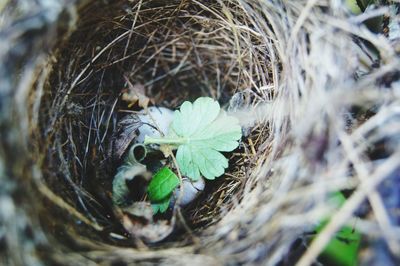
top-left (151, 196), bottom-right (171, 214)
top-left (145, 97), bottom-right (242, 180)
top-left (314, 192), bottom-right (361, 266)
top-left (317, 224), bottom-right (361, 266)
top-left (346, 0), bottom-right (378, 14)
top-left (346, 0), bottom-right (362, 14)
top-left (147, 167), bottom-right (179, 201)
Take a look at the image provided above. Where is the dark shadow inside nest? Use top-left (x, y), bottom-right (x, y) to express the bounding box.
top-left (35, 0), bottom-right (272, 249)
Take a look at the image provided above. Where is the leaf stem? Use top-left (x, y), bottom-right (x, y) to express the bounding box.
top-left (144, 136), bottom-right (187, 145)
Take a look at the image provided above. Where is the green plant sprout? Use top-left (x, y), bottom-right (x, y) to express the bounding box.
top-left (147, 167), bottom-right (179, 201)
top-left (147, 167), bottom-right (179, 214)
top-left (346, 0), bottom-right (377, 14)
top-left (145, 97), bottom-right (242, 213)
top-left (314, 192), bottom-right (361, 266)
top-left (144, 97), bottom-right (242, 180)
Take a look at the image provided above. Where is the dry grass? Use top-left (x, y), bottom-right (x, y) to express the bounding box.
top-left (1, 0), bottom-right (400, 265)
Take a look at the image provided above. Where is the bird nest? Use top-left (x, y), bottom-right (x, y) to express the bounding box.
top-left (1, 0), bottom-right (400, 265)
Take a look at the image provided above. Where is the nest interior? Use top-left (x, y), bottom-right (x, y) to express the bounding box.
top-left (34, 0), bottom-right (274, 254)
top-left (2, 0), bottom-right (400, 265)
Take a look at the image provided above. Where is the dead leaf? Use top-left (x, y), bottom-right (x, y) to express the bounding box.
top-left (122, 77), bottom-right (151, 108)
top-left (121, 202), bottom-right (175, 243)
top-left (122, 202), bottom-right (153, 222)
top-left (110, 114), bottom-right (143, 160)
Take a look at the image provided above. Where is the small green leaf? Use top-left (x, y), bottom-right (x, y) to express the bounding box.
top-left (346, 0), bottom-right (362, 14)
top-left (346, 0), bottom-right (378, 14)
top-left (147, 167), bottom-right (179, 201)
top-left (144, 97), bottom-right (242, 180)
top-left (151, 196), bottom-right (171, 214)
top-left (314, 192), bottom-right (361, 266)
top-left (316, 223), bottom-right (361, 266)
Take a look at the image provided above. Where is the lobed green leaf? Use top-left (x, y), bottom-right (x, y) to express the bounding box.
top-left (169, 97), bottom-right (242, 180)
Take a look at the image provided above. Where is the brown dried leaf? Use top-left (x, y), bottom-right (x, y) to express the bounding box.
top-left (122, 78), bottom-right (151, 108)
top-left (110, 114), bottom-right (143, 160)
top-left (122, 202), bottom-right (153, 222)
top-left (121, 202), bottom-right (175, 243)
